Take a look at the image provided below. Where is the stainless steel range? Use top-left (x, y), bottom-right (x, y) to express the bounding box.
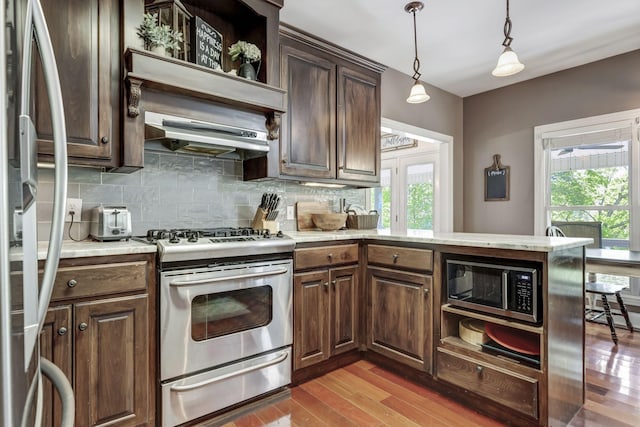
top-left (143, 228), bottom-right (295, 427)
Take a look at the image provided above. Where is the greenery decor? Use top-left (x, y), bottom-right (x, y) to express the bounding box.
top-left (136, 12), bottom-right (184, 54)
top-left (228, 41), bottom-right (261, 63)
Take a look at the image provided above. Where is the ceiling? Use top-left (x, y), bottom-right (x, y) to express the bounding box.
top-left (280, 0), bottom-right (640, 97)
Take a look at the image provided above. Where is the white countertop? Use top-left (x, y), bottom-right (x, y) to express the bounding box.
top-left (288, 230), bottom-right (592, 252)
top-left (18, 231), bottom-right (590, 261)
top-left (29, 239), bottom-right (157, 260)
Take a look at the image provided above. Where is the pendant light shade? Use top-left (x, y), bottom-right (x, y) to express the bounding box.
top-left (407, 81), bottom-right (430, 103)
top-left (492, 46), bottom-right (525, 77)
top-left (492, 0), bottom-right (524, 77)
top-left (405, 2), bottom-right (429, 104)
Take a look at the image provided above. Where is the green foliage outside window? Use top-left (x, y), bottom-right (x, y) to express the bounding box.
top-left (550, 167), bottom-right (629, 241)
top-left (407, 182), bottom-right (433, 230)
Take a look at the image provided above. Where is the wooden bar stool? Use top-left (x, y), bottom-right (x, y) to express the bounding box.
top-left (585, 273), bottom-right (634, 345)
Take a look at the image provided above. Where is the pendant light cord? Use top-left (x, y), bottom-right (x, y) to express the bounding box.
top-left (411, 9), bottom-right (421, 81)
top-left (502, 0), bottom-right (513, 47)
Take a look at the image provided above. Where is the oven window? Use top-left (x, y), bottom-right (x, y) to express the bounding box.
top-left (191, 286), bottom-right (273, 341)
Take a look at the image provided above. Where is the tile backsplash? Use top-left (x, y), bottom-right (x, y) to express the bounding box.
top-left (35, 151), bottom-right (367, 240)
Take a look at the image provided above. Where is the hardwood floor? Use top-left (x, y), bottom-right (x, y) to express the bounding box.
top-left (221, 322), bottom-right (639, 427)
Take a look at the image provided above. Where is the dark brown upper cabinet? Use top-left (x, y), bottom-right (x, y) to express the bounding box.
top-left (244, 25), bottom-right (384, 187)
top-left (34, 0), bottom-right (121, 168)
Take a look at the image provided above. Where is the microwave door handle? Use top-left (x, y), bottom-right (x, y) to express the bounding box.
top-left (29, 0), bottom-right (69, 333)
top-left (502, 270), bottom-right (509, 309)
top-left (169, 267), bottom-right (289, 287)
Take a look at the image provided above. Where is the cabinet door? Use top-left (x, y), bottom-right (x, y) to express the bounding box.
top-left (74, 295), bottom-right (149, 426)
top-left (331, 265), bottom-right (359, 355)
top-left (35, 0), bottom-right (119, 165)
top-left (336, 65), bottom-right (380, 183)
top-left (280, 43), bottom-right (336, 179)
top-left (294, 270), bottom-right (330, 370)
top-left (367, 267), bottom-right (432, 371)
top-left (40, 306), bottom-right (72, 427)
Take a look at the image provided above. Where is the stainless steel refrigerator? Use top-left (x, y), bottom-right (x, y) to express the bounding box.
top-left (1, 0), bottom-right (74, 425)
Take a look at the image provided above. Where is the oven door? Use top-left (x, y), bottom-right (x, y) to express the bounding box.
top-left (160, 259), bottom-right (292, 381)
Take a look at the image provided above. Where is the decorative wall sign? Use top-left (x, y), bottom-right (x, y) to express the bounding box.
top-left (485, 154), bottom-right (510, 201)
top-left (190, 16), bottom-right (223, 70)
top-left (381, 134), bottom-right (418, 152)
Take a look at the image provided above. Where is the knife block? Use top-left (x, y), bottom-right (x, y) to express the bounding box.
top-left (251, 208), bottom-right (279, 233)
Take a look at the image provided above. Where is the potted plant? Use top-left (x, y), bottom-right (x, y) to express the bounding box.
top-left (136, 12), bottom-right (183, 57)
top-left (228, 40), bottom-right (261, 80)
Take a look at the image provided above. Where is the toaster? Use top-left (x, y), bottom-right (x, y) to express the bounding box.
top-left (90, 205), bottom-right (132, 241)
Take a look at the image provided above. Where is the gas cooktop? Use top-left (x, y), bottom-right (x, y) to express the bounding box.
top-left (138, 227), bottom-right (295, 263)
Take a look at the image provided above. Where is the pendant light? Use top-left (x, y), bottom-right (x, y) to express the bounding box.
top-left (405, 1), bottom-right (430, 104)
top-left (492, 0), bottom-right (524, 77)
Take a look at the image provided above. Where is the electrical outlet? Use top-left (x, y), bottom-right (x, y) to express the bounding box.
top-left (286, 205), bottom-right (295, 220)
top-left (65, 198), bottom-right (82, 222)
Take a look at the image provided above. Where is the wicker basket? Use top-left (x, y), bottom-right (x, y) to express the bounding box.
top-left (346, 210), bottom-right (379, 229)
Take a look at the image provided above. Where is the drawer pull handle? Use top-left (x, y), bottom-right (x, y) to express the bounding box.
top-left (57, 327), bottom-right (67, 336)
top-left (78, 322), bottom-right (88, 331)
top-left (67, 279), bottom-right (77, 288)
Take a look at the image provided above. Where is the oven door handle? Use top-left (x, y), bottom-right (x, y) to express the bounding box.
top-left (169, 350), bottom-right (289, 392)
top-left (169, 267), bottom-right (289, 287)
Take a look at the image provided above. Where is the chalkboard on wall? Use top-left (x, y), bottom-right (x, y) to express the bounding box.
top-left (485, 154), bottom-right (510, 201)
top-left (190, 16), bottom-right (223, 70)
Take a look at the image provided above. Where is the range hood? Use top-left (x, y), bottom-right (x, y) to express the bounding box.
top-left (144, 112), bottom-right (269, 160)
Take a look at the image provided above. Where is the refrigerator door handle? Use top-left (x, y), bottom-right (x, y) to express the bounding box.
top-left (30, 0), bottom-right (68, 332)
top-left (18, 0), bottom-right (68, 371)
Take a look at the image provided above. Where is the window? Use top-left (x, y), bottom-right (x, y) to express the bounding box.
top-left (369, 118), bottom-right (454, 234)
top-left (534, 110), bottom-right (640, 251)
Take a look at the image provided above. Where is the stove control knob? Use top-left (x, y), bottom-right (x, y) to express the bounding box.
top-left (262, 229), bottom-right (270, 238)
top-left (276, 230), bottom-right (284, 238)
top-left (112, 229), bottom-right (120, 235)
top-left (169, 233), bottom-right (180, 244)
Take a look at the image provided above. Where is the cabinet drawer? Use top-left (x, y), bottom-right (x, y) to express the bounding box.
top-left (51, 261), bottom-right (148, 301)
top-left (437, 348), bottom-right (538, 419)
top-left (295, 244), bottom-right (358, 270)
top-left (367, 244), bottom-right (432, 271)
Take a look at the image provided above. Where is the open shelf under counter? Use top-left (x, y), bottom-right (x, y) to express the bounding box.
top-left (441, 304), bottom-right (544, 335)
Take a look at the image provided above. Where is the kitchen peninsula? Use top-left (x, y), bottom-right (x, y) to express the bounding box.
top-left (291, 231), bottom-right (590, 427)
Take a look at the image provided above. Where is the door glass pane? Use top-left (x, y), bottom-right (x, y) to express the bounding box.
top-left (406, 163), bottom-right (434, 232)
top-left (549, 139), bottom-right (629, 249)
top-left (191, 286), bottom-right (272, 341)
top-left (371, 167), bottom-right (392, 230)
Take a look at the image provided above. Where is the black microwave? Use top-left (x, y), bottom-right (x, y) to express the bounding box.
top-left (446, 258), bottom-right (542, 323)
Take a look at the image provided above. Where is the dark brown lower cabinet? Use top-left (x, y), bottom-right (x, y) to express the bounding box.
top-left (39, 254), bottom-right (154, 427)
top-left (74, 295), bottom-right (149, 427)
top-left (293, 265), bottom-right (359, 370)
top-left (366, 266), bottom-right (433, 372)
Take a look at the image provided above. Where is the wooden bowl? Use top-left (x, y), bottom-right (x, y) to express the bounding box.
top-left (311, 213), bottom-right (348, 231)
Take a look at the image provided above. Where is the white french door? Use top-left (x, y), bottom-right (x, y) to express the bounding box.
top-left (372, 154), bottom-right (438, 234)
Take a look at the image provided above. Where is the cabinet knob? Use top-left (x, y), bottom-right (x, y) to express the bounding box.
top-left (78, 322), bottom-right (88, 331)
top-left (281, 159), bottom-right (287, 164)
top-left (327, 253), bottom-right (333, 261)
top-left (100, 136), bottom-right (109, 144)
top-left (392, 253), bottom-right (399, 263)
top-left (423, 288), bottom-right (429, 295)
top-left (67, 279), bottom-right (77, 288)
top-left (331, 280), bottom-right (337, 285)
top-left (476, 365), bottom-right (484, 375)
top-left (323, 282), bottom-right (329, 289)
top-left (57, 327), bottom-right (67, 336)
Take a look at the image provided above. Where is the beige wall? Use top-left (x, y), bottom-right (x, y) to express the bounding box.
top-left (463, 49), bottom-right (640, 235)
top-left (381, 67), bottom-right (464, 230)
